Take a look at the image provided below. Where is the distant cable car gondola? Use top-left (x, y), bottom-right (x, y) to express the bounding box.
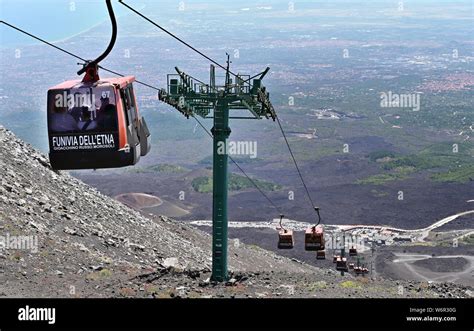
top-left (349, 246), bottom-right (358, 256)
top-left (316, 249), bottom-right (326, 260)
top-left (277, 214), bottom-right (294, 249)
top-left (336, 256), bottom-right (348, 272)
top-left (47, 0), bottom-right (150, 170)
top-left (304, 207), bottom-right (325, 260)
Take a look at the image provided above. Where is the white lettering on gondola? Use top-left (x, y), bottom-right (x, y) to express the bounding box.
top-left (52, 134), bottom-right (115, 151)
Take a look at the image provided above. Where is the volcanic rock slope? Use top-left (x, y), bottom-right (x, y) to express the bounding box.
top-left (0, 126), bottom-right (471, 298)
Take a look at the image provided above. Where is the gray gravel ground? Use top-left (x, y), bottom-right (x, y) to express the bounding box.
top-left (0, 126), bottom-right (472, 298)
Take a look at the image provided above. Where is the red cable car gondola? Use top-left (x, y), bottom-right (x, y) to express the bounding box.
top-left (277, 214), bottom-right (294, 249)
top-left (349, 246), bottom-right (358, 256)
top-left (304, 207), bottom-right (325, 259)
top-left (47, 0), bottom-right (150, 170)
top-left (336, 256), bottom-right (348, 272)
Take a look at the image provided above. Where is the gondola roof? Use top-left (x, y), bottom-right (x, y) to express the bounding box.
top-left (48, 76), bottom-right (136, 90)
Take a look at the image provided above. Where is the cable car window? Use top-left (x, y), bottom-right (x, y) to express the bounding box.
top-left (127, 86), bottom-right (135, 108)
top-left (125, 85), bottom-right (137, 123)
top-left (125, 88), bottom-right (132, 109)
top-left (48, 86), bottom-right (117, 133)
top-left (120, 89), bottom-right (130, 126)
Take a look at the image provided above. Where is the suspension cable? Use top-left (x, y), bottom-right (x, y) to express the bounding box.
top-left (118, 0), bottom-right (238, 77)
top-left (99, 66), bottom-right (160, 91)
top-left (192, 115), bottom-right (282, 214)
top-left (275, 114), bottom-right (321, 224)
top-left (1, 21), bottom-right (86, 62)
top-left (0, 21), bottom-right (159, 91)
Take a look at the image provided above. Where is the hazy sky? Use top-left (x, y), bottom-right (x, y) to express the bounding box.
top-left (1, 0), bottom-right (128, 45)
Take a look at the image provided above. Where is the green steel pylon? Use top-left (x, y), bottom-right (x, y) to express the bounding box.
top-left (158, 55), bottom-right (276, 281)
top-left (210, 100), bottom-right (230, 281)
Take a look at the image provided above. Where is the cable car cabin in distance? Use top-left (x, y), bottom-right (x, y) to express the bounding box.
top-left (278, 229), bottom-right (294, 249)
top-left (304, 225), bottom-right (325, 251)
top-left (277, 214), bottom-right (294, 249)
top-left (47, 76), bottom-right (150, 170)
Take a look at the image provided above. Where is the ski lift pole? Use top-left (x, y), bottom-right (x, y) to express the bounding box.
top-left (341, 230), bottom-right (345, 258)
top-left (210, 99), bottom-right (231, 282)
top-left (341, 230), bottom-right (346, 276)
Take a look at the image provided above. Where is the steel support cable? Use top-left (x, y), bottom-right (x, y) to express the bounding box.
top-left (192, 115), bottom-right (282, 214)
top-left (0, 21), bottom-right (160, 91)
top-left (1, 21), bottom-right (86, 62)
top-left (275, 114), bottom-right (321, 225)
top-left (99, 66), bottom-right (161, 91)
top-left (118, 0), bottom-right (239, 78)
